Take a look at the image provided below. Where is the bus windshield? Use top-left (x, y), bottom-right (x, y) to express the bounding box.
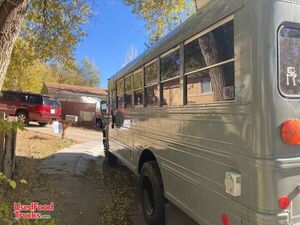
top-left (279, 23), bottom-right (300, 98)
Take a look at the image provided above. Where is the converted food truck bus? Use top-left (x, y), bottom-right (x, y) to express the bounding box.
top-left (104, 0), bottom-right (300, 224)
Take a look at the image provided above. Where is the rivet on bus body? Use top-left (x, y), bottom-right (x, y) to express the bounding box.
top-left (281, 119), bottom-right (300, 145)
top-left (221, 214), bottom-right (229, 225)
top-left (278, 196), bottom-right (291, 210)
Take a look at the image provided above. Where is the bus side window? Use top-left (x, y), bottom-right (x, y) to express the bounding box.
top-left (116, 79), bottom-right (124, 109)
top-left (125, 74), bottom-right (133, 108)
top-left (133, 69), bottom-right (144, 107)
top-left (184, 20), bottom-right (235, 104)
top-left (160, 47), bottom-right (181, 106)
top-left (145, 60), bottom-right (159, 107)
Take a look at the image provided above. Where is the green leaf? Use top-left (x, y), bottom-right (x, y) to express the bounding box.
top-left (8, 180), bottom-right (16, 189)
top-left (20, 179), bottom-right (28, 184)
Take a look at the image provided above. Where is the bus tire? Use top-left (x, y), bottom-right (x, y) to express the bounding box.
top-left (105, 151), bottom-right (118, 166)
top-left (140, 161), bottom-right (165, 225)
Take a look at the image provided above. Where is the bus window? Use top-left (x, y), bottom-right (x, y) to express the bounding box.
top-left (146, 85), bottom-right (159, 106)
top-left (184, 20), bottom-right (235, 103)
top-left (160, 48), bottom-right (180, 80)
top-left (161, 47), bottom-right (182, 106)
top-left (125, 75), bottom-right (133, 108)
top-left (145, 60), bottom-right (158, 86)
top-left (162, 78), bottom-right (181, 106)
top-left (187, 62), bottom-right (234, 104)
top-left (133, 69), bottom-right (144, 107)
top-left (116, 79), bottom-right (124, 108)
top-left (145, 60), bottom-right (159, 106)
top-left (278, 23), bottom-right (300, 98)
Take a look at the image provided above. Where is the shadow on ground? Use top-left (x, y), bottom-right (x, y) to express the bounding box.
top-left (13, 151), bottom-right (147, 225)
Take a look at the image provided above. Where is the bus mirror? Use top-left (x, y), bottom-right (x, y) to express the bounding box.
top-left (100, 102), bottom-right (108, 115)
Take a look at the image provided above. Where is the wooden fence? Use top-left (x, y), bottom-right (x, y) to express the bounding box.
top-left (0, 112), bottom-right (17, 179)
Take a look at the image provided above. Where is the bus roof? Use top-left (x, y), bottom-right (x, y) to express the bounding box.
top-left (110, 0), bottom-right (245, 82)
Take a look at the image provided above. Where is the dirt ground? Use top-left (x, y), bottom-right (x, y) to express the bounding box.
top-left (28, 123), bottom-right (102, 142)
top-left (11, 127), bottom-right (147, 225)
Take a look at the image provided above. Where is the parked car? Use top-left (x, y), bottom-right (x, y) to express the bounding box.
top-left (0, 90), bottom-right (62, 126)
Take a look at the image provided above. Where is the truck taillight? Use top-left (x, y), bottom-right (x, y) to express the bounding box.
top-left (281, 119), bottom-right (300, 145)
top-left (38, 105), bottom-right (50, 113)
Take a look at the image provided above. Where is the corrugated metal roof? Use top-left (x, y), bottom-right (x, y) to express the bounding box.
top-left (44, 82), bottom-right (107, 96)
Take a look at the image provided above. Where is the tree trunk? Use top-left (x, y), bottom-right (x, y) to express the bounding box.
top-left (0, 0), bottom-right (29, 90)
top-left (198, 32), bottom-right (225, 101)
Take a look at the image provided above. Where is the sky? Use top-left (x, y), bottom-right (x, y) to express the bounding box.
top-left (75, 0), bottom-right (148, 89)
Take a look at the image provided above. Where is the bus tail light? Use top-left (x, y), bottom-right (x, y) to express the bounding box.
top-left (281, 119), bottom-right (300, 145)
top-left (278, 196), bottom-right (290, 210)
top-left (221, 214), bottom-right (229, 225)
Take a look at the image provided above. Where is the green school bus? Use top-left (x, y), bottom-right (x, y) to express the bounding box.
top-left (104, 0), bottom-right (300, 224)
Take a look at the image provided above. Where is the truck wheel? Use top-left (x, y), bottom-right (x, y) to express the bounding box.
top-left (105, 151), bottom-right (118, 166)
top-left (17, 111), bottom-right (29, 125)
top-left (140, 161), bottom-right (165, 225)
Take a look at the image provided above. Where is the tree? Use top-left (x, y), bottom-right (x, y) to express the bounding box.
top-left (80, 58), bottom-right (100, 87)
top-left (123, 45), bottom-right (138, 67)
top-left (23, 0), bottom-right (93, 67)
top-left (2, 39), bottom-right (57, 92)
top-left (0, 0), bottom-right (93, 90)
top-left (124, 0), bottom-right (225, 101)
top-left (0, 0), bottom-right (30, 90)
top-left (124, 0), bottom-right (196, 44)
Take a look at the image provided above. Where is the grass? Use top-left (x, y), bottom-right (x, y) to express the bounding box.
top-left (16, 130), bottom-right (78, 159)
top-left (0, 129), bottom-right (77, 225)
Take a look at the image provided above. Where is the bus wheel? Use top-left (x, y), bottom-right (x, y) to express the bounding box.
top-left (105, 151), bottom-right (118, 166)
top-left (140, 161), bottom-right (165, 225)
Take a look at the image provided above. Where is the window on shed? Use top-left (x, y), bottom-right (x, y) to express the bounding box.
top-left (200, 76), bottom-right (212, 93)
top-left (160, 48), bottom-right (180, 81)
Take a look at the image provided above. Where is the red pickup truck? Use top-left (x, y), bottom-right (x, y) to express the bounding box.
top-left (0, 91), bottom-right (62, 126)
